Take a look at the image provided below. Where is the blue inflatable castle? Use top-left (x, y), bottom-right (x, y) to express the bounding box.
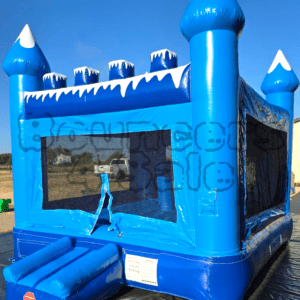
top-left (2, 0), bottom-right (299, 299)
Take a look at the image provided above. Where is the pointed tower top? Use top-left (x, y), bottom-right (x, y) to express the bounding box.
top-left (2, 24), bottom-right (50, 77)
top-left (268, 50), bottom-right (292, 74)
top-left (15, 24), bottom-right (35, 48)
top-left (180, 0), bottom-right (245, 42)
top-left (261, 50), bottom-right (299, 95)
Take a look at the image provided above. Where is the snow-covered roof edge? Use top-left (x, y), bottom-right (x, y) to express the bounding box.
top-left (25, 64), bottom-right (189, 102)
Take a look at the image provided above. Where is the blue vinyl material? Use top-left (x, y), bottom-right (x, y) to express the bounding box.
top-left (150, 50), bottom-right (178, 72)
top-left (157, 176), bottom-right (174, 210)
top-left (4, 237), bottom-right (74, 283)
top-left (44, 73), bottom-right (67, 90)
top-left (180, 0), bottom-right (245, 41)
top-left (7, 214), bottom-right (292, 300)
top-left (2, 31), bottom-right (50, 79)
top-left (5, 239), bottom-right (124, 299)
top-left (188, 29), bottom-right (241, 255)
top-left (74, 67), bottom-right (99, 86)
top-left (109, 61), bottom-right (134, 80)
top-left (2, 1), bottom-right (299, 299)
top-left (38, 243), bottom-right (120, 298)
top-left (24, 64), bottom-right (191, 119)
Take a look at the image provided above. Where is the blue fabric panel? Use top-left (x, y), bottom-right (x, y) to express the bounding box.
top-left (18, 247), bottom-right (89, 288)
top-left (4, 237), bottom-right (74, 283)
top-left (37, 243), bottom-right (120, 298)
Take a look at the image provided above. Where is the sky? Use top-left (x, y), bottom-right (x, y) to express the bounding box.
top-left (0, 0), bottom-right (300, 154)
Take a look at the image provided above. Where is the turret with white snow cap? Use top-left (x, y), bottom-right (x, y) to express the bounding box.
top-left (150, 49), bottom-right (177, 72)
top-left (3, 24), bottom-right (50, 83)
top-left (2, 24), bottom-right (51, 226)
top-left (74, 66), bottom-right (100, 86)
top-left (262, 50), bottom-right (299, 213)
top-left (109, 60), bottom-right (134, 80)
top-left (261, 50), bottom-right (299, 95)
top-left (43, 73), bottom-right (67, 90)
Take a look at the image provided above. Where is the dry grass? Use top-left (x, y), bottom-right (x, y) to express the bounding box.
top-left (0, 164), bottom-right (130, 204)
top-left (48, 173), bottom-right (129, 201)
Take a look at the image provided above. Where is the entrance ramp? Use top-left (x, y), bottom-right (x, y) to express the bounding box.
top-left (4, 237), bottom-right (124, 300)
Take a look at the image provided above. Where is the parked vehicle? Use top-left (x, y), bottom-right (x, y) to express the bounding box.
top-left (94, 158), bottom-right (130, 180)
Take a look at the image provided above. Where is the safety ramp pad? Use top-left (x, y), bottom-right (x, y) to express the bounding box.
top-left (4, 237), bottom-right (125, 300)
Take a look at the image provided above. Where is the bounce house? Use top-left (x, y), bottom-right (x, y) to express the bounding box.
top-left (2, 0), bottom-right (299, 299)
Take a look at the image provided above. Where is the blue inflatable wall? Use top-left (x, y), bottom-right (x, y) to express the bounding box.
top-left (2, 1), bottom-right (299, 299)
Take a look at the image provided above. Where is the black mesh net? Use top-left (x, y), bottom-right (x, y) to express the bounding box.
top-left (41, 130), bottom-right (176, 222)
top-left (245, 114), bottom-right (288, 218)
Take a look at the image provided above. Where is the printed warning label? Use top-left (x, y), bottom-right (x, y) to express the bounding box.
top-left (125, 254), bottom-right (158, 286)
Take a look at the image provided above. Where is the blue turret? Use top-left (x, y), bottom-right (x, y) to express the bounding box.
top-left (150, 49), bottom-right (178, 72)
top-left (181, 0), bottom-right (245, 255)
top-left (262, 50), bottom-right (299, 213)
top-left (109, 60), bottom-right (134, 80)
top-left (2, 25), bottom-right (51, 227)
top-left (43, 73), bottom-right (67, 90)
top-left (74, 66), bottom-right (100, 86)
top-left (3, 24), bottom-right (50, 84)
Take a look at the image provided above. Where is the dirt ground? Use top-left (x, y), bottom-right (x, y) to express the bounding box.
top-left (0, 170), bottom-right (13, 207)
top-left (48, 173), bottom-right (129, 201)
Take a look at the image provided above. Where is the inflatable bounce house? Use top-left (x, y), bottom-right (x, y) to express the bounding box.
top-left (2, 0), bottom-right (299, 299)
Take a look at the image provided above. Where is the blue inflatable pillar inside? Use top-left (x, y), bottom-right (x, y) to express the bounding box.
top-left (2, 24), bottom-right (50, 226)
top-left (261, 50), bottom-right (299, 213)
top-left (181, 0), bottom-right (245, 255)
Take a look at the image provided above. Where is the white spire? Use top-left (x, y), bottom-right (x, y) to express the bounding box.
top-left (268, 50), bottom-right (292, 74)
top-left (15, 24), bottom-right (35, 49)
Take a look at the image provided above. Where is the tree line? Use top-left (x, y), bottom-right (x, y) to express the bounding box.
top-left (47, 147), bottom-right (125, 165)
top-left (0, 153), bottom-right (12, 165)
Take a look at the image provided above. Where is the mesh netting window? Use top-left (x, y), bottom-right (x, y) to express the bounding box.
top-left (246, 115), bottom-right (288, 217)
top-left (41, 130), bottom-right (176, 222)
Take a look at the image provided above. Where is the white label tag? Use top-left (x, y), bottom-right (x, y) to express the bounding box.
top-left (125, 254), bottom-right (158, 286)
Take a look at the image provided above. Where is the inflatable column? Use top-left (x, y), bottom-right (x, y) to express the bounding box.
top-left (261, 50), bottom-right (299, 213)
top-left (2, 25), bottom-right (50, 226)
top-left (181, 0), bottom-right (245, 255)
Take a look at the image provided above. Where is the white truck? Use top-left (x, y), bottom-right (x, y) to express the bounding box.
top-left (94, 158), bottom-right (130, 179)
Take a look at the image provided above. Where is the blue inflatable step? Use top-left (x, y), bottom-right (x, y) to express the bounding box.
top-left (4, 237), bottom-right (125, 300)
